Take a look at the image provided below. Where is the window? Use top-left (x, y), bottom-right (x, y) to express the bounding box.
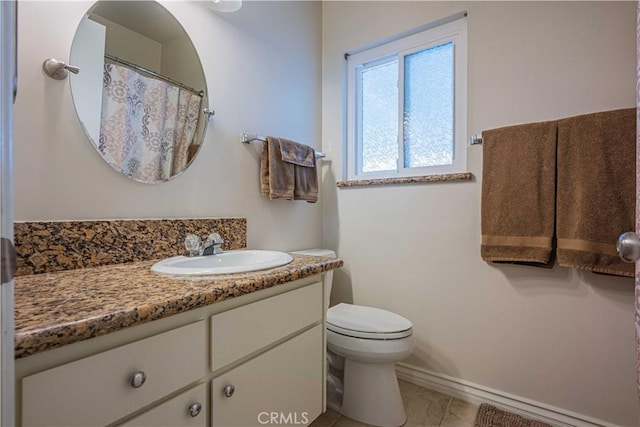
top-left (346, 17), bottom-right (467, 180)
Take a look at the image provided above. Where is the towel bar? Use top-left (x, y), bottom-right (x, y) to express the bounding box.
top-left (241, 133), bottom-right (327, 159)
top-left (470, 134), bottom-right (483, 145)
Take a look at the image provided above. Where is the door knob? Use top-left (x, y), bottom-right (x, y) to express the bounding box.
top-left (617, 231), bottom-right (640, 263)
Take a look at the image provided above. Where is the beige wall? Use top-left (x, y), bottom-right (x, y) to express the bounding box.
top-left (14, 0), bottom-right (639, 424)
top-left (322, 2), bottom-right (637, 426)
top-left (92, 15), bottom-right (162, 71)
top-left (14, 1), bottom-right (322, 252)
top-left (160, 37), bottom-right (203, 92)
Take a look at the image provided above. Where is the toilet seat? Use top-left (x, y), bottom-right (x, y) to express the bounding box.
top-left (327, 303), bottom-right (413, 340)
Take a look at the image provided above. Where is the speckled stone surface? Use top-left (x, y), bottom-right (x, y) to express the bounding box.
top-left (336, 173), bottom-right (473, 188)
top-left (14, 254), bottom-right (342, 359)
top-left (14, 218), bottom-right (246, 276)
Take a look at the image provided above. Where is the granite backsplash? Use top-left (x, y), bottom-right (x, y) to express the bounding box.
top-left (14, 218), bottom-right (247, 276)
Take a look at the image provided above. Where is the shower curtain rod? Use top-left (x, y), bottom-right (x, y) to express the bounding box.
top-left (104, 54), bottom-right (204, 97)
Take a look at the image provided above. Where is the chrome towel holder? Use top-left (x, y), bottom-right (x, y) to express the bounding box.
top-left (241, 133), bottom-right (326, 159)
top-left (469, 134), bottom-right (483, 145)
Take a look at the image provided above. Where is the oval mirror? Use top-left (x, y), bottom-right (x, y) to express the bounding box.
top-left (69, 0), bottom-right (209, 183)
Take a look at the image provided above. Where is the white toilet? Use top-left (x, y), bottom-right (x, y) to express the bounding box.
top-left (292, 249), bottom-right (415, 427)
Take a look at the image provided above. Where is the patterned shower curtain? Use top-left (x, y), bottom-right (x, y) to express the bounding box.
top-left (99, 63), bottom-right (202, 182)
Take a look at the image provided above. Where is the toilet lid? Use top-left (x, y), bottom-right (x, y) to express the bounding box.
top-left (327, 303), bottom-right (413, 339)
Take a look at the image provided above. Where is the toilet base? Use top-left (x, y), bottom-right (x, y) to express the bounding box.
top-left (335, 359), bottom-right (406, 427)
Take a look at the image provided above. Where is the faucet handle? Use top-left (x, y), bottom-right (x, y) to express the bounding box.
top-left (206, 233), bottom-right (224, 245)
top-left (185, 234), bottom-right (201, 257)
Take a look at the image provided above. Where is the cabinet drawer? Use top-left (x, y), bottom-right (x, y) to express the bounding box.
top-left (120, 383), bottom-right (207, 427)
top-left (210, 281), bottom-right (322, 371)
top-left (22, 321), bottom-right (206, 427)
top-left (212, 324), bottom-right (323, 426)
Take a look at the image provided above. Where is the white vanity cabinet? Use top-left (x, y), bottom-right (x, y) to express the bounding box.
top-left (16, 276), bottom-right (326, 427)
top-left (210, 282), bottom-right (324, 426)
top-left (210, 280), bottom-right (322, 371)
top-left (21, 321), bottom-right (207, 427)
top-left (212, 325), bottom-right (323, 426)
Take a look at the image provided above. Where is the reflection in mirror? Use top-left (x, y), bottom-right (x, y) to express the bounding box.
top-left (69, 1), bottom-right (208, 183)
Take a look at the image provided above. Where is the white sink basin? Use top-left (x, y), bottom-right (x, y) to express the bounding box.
top-left (151, 250), bottom-right (294, 276)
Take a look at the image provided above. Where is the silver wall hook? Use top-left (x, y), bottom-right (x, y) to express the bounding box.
top-left (42, 58), bottom-right (80, 80)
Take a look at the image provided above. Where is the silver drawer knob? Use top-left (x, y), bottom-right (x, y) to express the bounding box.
top-left (188, 402), bottom-right (202, 417)
top-left (129, 371), bottom-right (146, 388)
top-left (223, 384), bottom-right (235, 397)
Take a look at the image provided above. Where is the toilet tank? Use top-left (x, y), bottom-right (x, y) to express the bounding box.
top-left (291, 249), bottom-right (336, 311)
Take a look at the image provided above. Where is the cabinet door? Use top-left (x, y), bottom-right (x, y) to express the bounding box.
top-left (121, 383), bottom-right (207, 427)
top-left (22, 321), bottom-right (206, 427)
top-left (212, 325), bottom-right (322, 427)
top-left (211, 282), bottom-right (322, 371)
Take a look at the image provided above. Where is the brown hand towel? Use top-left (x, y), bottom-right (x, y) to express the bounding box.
top-left (259, 136), bottom-right (318, 203)
top-left (279, 138), bottom-right (318, 203)
top-left (481, 120), bottom-right (557, 266)
top-left (260, 140), bottom-right (269, 196)
top-left (556, 108), bottom-right (636, 277)
top-left (279, 138), bottom-right (315, 167)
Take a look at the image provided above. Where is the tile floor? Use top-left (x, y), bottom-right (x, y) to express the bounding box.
top-left (310, 380), bottom-right (479, 427)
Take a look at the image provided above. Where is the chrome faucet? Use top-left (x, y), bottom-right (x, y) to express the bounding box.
top-left (184, 233), bottom-right (225, 257)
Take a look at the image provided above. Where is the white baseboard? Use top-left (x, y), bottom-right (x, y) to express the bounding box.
top-left (395, 363), bottom-right (621, 427)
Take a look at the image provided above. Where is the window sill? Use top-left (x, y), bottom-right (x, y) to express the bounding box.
top-left (336, 172), bottom-right (473, 188)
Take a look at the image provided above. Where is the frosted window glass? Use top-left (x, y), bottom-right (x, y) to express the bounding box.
top-left (403, 42), bottom-right (454, 168)
top-left (360, 60), bottom-right (398, 173)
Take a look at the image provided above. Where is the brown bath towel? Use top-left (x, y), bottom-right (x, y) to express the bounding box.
top-left (556, 108), bottom-right (635, 277)
top-left (481, 120), bottom-right (557, 265)
top-left (260, 136), bottom-right (318, 203)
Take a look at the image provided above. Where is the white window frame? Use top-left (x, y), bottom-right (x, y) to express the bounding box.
top-left (346, 17), bottom-right (467, 181)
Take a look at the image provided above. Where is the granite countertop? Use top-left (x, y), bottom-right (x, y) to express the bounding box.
top-left (14, 254), bottom-right (343, 359)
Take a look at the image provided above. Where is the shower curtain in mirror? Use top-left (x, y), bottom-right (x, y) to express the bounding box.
top-left (99, 63), bottom-right (201, 182)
